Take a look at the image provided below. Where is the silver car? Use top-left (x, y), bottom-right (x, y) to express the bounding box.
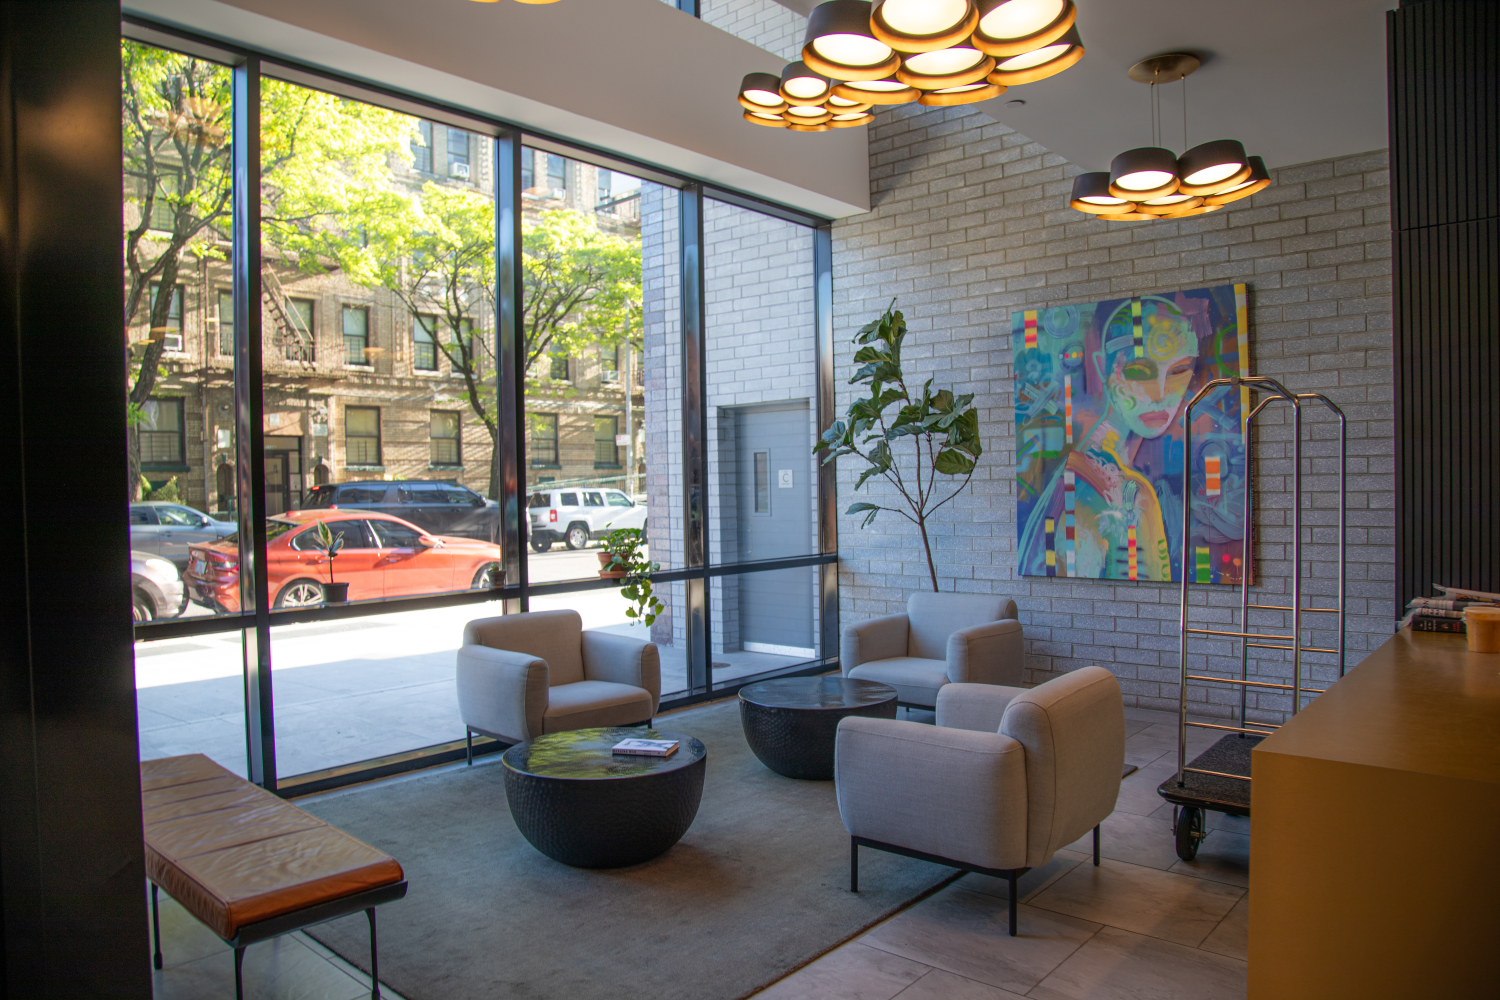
top-left (132, 550), bottom-right (185, 622)
top-left (130, 502), bottom-right (237, 569)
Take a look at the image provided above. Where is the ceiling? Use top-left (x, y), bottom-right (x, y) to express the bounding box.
top-left (770, 0), bottom-right (1392, 171)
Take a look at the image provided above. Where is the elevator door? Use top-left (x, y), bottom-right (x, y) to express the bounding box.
top-left (733, 402), bottom-right (813, 655)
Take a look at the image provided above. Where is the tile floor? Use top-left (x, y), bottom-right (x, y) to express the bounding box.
top-left (148, 705), bottom-right (1250, 999)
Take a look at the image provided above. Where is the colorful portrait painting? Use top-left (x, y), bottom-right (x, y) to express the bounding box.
top-left (1012, 284), bottom-right (1249, 584)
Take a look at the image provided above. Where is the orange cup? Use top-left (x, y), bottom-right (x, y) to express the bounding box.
top-left (1462, 607), bottom-right (1500, 653)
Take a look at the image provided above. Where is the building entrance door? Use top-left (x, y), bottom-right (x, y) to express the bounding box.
top-left (264, 444), bottom-right (304, 515)
top-left (730, 401), bottom-right (813, 656)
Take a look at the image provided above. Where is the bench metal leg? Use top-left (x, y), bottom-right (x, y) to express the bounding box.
top-left (367, 907), bottom-right (381, 999)
top-left (849, 837), bottom-right (859, 893)
top-left (465, 728), bottom-right (473, 766)
top-left (1094, 824), bottom-right (1101, 866)
top-left (1007, 871), bottom-right (1018, 936)
top-left (234, 946), bottom-right (245, 1000)
top-left (150, 881), bottom-right (163, 970)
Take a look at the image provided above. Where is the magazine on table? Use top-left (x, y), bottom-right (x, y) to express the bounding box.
top-left (612, 738), bottom-right (679, 757)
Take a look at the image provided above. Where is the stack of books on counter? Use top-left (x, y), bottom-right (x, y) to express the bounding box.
top-left (1399, 585), bottom-right (1500, 633)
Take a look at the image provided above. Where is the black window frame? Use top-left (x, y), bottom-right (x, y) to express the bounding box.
top-left (140, 396), bottom-right (187, 470)
top-left (216, 288), bottom-right (234, 356)
top-left (413, 313), bottom-right (439, 372)
top-left (430, 409), bottom-right (461, 467)
top-left (342, 304), bottom-right (370, 366)
top-left (345, 405), bottom-right (382, 467)
top-left (412, 119), bottom-right (433, 174)
top-left (149, 281), bottom-right (184, 353)
top-left (530, 412), bottom-right (559, 467)
top-left (593, 415), bottom-right (619, 468)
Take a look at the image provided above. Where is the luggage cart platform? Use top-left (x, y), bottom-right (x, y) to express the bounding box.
top-left (1156, 733), bottom-right (1261, 860)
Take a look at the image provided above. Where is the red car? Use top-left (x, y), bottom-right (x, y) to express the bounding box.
top-left (184, 509), bottom-right (504, 611)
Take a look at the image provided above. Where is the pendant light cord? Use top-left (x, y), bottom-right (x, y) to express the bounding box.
top-left (1182, 70), bottom-right (1188, 151)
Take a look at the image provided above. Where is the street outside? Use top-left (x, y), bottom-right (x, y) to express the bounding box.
top-left (136, 544), bottom-right (806, 778)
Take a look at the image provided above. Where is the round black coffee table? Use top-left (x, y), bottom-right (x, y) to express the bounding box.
top-left (502, 727), bottom-right (706, 868)
top-left (739, 677), bottom-right (898, 780)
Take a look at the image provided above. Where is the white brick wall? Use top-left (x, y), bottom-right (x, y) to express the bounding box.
top-left (702, 0), bottom-right (807, 62)
top-left (834, 103), bottom-right (1394, 724)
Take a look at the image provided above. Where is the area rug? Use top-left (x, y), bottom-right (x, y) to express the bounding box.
top-left (302, 697), bottom-right (957, 1000)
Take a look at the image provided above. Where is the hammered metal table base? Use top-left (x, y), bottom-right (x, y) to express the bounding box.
top-left (739, 678), bottom-right (898, 780)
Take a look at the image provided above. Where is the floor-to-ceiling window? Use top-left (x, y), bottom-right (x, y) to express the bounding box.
top-left (125, 19), bottom-right (834, 792)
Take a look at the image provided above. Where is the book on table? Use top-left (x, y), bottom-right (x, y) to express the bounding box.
top-left (612, 738), bottom-right (679, 757)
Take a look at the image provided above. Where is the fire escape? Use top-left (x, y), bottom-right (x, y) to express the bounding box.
top-left (261, 264), bottom-right (317, 365)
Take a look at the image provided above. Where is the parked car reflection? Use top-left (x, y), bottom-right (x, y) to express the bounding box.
top-left (130, 502), bottom-right (236, 569)
top-left (132, 550), bottom-right (186, 622)
top-left (184, 510), bottom-right (504, 612)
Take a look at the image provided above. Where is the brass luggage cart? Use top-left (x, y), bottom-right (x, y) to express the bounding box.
top-left (1157, 375), bottom-right (1347, 861)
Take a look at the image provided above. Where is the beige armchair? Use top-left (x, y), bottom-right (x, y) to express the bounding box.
top-left (841, 592), bottom-right (1023, 708)
top-left (835, 667), bottom-right (1125, 935)
top-left (456, 609), bottom-right (660, 761)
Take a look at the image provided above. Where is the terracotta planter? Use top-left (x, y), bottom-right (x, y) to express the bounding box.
top-left (598, 552), bottom-right (627, 579)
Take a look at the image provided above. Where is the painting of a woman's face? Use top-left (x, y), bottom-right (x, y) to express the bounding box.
top-left (1100, 306), bottom-right (1198, 439)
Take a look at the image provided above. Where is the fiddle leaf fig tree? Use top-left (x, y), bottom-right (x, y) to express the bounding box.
top-left (815, 301), bottom-right (983, 592)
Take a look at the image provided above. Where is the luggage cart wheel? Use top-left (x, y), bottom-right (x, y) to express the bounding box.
top-left (1174, 806), bottom-right (1205, 861)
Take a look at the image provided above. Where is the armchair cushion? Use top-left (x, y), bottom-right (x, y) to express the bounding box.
top-left (456, 644), bottom-right (548, 744)
top-left (839, 613), bottom-right (910, 675)
top-left (907, 592), bottom-right (1017, 660)
top-left (999, 666), bottom-right (1125, 867)
top-left (836, 716), bottom-right (1028, 871)
top-left (543, 681), bottom-right (653, 732)
top-left (581, 630), bottom-right (662, 714)
top-left (935, 682), bottom-right (1025, 733)
top-left (946, 619), bottom-right (1025, 686)
top-left (847, 656), bottom-right (948, 707)
top-left (464, 609), bottom-right (585, 686)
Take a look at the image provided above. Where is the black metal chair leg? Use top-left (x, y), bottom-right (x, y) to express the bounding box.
top-left (1007, 871), bottom-right (1018, 936)
top-left (1093, 824), bottom-right (1101, 866)
top-left (465, 728), bottom-right (472, 766)
top-left (234, 946), bottom-right (245, 1000)
top-left (850, 837), bottom-right (859, 893)
top-left (367, 907), bottom-right (380, 1000)
top-left (151, 881), bottom-right (163, 970)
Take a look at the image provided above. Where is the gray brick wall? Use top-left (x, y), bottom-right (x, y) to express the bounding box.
top-left (833, 102), bottom-right (1394, 724)
top-left (702, 0), bottom-right (807, 62)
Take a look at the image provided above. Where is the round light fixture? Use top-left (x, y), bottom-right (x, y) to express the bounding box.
top-left (780, 61), bottom-right (834, 105)
top-left (832, 76), bottom-right (921, 104)
top-left (987, 25), bottom-right (1083, 85)
top-left (1108, 146), bottom-right (1181, 200)
top-left (1178, 139), bottom-right (1251, 195)
top-left (898, 46), bottom-right (996, 90)
top-left (918, 81), bottom-right (1006, 106)
top-left (743, 110), bottom-right (790, 127)
top-left (829, 112), bottom-right (875, 127)
top-left (738, 72), bottom-right (789, 114)
top-left (1203, 156), bottom-right (1271, 205)
top-left (871, 0), bottom-right (979, 53)
top-left (787, 122), bottom-right (832, 133)
top-left (972, 0), bottom-right (1075, 57)
top-left (1158, 203), bottom-right (1223, 220)
top-left (784, 104), bottom-right (834, 126)
top-left (827, 93), bottom-right (875, 113)
top-left (802, 0), bottom-right (903, 81)
top-left (1136, 193), bottom-right (1204, 215)
top-left (1068, 172), bottom-right (1133, 214)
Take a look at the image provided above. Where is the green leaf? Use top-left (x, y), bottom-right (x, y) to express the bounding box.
top-left (933, 448), bottom-right (976, 475)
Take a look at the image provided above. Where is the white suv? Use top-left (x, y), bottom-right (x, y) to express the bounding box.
top-left (528, 488), bottom-right (647, 552)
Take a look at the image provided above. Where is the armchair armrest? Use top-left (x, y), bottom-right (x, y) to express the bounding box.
top-left (455, 644), bottom-right (548, 744)
top-left (835, 716), bottom-right (1028, 871)
top-left (840, 613), bottom-right (910, 676)
top-left (581, 630), bottom-right (661, 713)
top-left (935, 682), bottom-right (1025, 733)
top-left (947, 618), bottom-right (1024, 686)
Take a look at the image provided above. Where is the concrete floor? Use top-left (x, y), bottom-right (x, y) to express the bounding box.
top-left (137, 546), bottom-right (810, 779)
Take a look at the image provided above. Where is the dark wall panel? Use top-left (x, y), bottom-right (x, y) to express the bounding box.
top-left (0, 2), bottom-right (150, 996)
top-left (1390, 0), bottom-right (1500, 612)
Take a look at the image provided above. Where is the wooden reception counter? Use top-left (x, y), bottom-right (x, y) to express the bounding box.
top-left (1250, 629), bottom-right (1500, 998)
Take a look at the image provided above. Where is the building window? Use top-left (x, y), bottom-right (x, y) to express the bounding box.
top-left (149, 282), bottom-right (183, 352)
top-left (345, 406), bottom-right (381, 466)
top-left (148, 169), bottom-right (180, 232)
top-left (522, 149), bottom-right (534, 191)
top-left (547, 153), bottom-right (566, 194)
top-left (531, 413), bottom-right (558, 465)
top-left (447, 128), bottom-right (470, 179)
top-left (754, 451), bottom-right (770, 513)
top-left (343, 305), bottom-right (370, 365)
top-left (413, 314), bottom-right (438, 371)
top-left (141, 398), bottom-right (185, 467)
top-left (596, 167), bottom-right (612, 206)
top-left (216, 289), bottom-right (234, 356)
top-left (594, 416), bottom-right (619, 467)
top-left (599, 345), bottom-right (619, 383)
top-left (549, 352), bottom-right (569, 380)
top-left (412, 120), bottom-right (433, 173)
top-left (431, 411), bottom-right (461, 466)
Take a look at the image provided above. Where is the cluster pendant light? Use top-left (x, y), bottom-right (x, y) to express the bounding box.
top-left (739, 0), bottom-right (1084, 132)
top-left (1069, 54), bottom-right (1271, 222)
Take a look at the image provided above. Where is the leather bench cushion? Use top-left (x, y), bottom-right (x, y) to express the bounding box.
top-left (141, 755), bottom-right (403, 940)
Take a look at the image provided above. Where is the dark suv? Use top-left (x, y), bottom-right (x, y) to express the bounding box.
top-left (302, 480), bottom-right (499, 543)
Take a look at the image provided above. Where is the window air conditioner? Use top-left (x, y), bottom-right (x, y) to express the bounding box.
top-left (600, 370), bottom-right (620, 383)
top-left (449, 162), bottom-right (470, 179)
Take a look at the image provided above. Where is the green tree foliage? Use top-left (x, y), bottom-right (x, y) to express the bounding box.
top-left (815, 302), bottom-right (983, 592)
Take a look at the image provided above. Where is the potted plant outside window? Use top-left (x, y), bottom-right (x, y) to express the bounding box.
top-left (304, 520), bottom-right (349, 603)
top-left (598, 526), bottom-right (663, 626)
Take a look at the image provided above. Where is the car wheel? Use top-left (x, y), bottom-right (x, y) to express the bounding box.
top-left (530, 536), bottom-right (552, 553)
top-left (132, 590), bottom-right (156, 623)
top-left (471, 562), bottom-right (503, 590)
top-left (565, 524), bottom-right (589, 550)
top-left (274, 579), bottom-right (326, 609)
